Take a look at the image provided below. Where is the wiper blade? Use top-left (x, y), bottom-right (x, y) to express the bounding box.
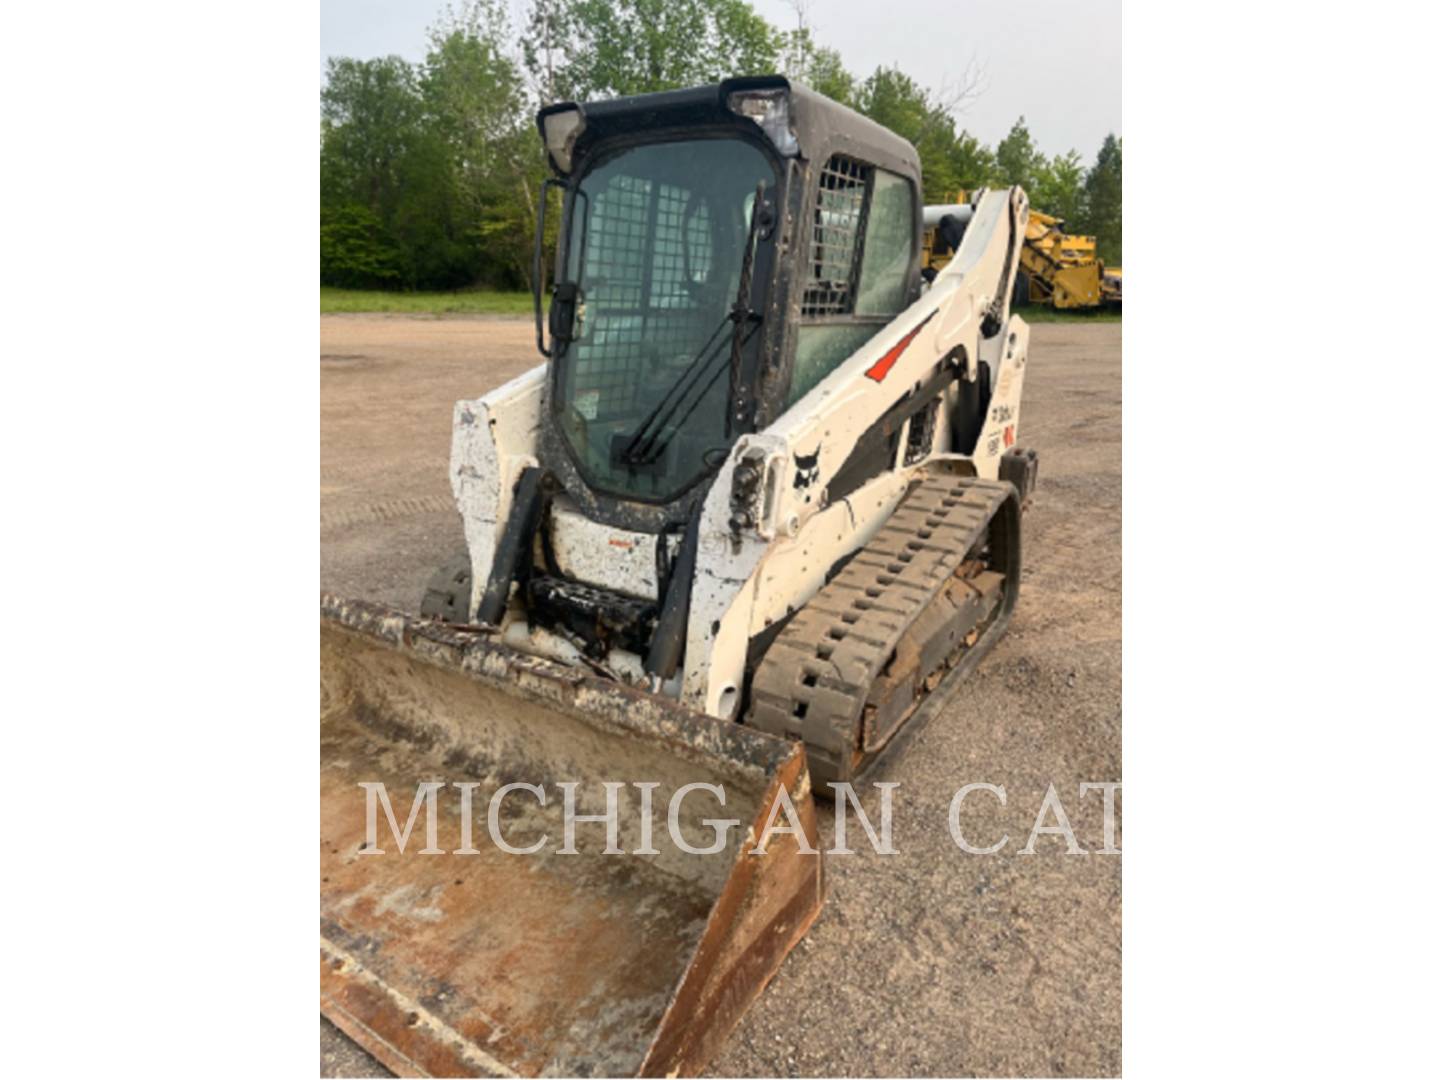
top-left (618, 312), bottom-right (733, 466)
top-left (630, 320), bottom-right (763, 467)
top-left (725, 181), bottom-right (770, 437)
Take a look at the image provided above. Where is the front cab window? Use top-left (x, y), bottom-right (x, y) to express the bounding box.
top-left (554, 137), bottom-right (777, 503)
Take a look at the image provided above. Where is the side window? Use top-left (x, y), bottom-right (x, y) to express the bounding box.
top-left (855, 170), bottom-right (915, 316)
top-left (802, 156), bottom-right (868, 316)
top-left (790, 157), bottom-right (917, 405)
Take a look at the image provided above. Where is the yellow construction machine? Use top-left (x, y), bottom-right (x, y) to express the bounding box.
top-left (1100, 264), bottom-right (1122, 306)
top-left (927, 199), bottom-right (1120, 310)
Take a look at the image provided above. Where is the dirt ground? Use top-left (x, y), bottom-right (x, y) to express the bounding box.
top-left (320, 314), bottom-right (1122, 1078)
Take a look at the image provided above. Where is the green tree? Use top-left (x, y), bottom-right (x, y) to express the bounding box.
top-left (1032, 149), bottom-right (1085, 224)
top-left (804, 46), bottom-right (857, 106)
top-left (944, 131), bottom-right (996, 193)
top-left (320, 4), bottom-right (1121, 290)
top-left (522, 0), bottom-right (780, 101)
top-left (319, 4), bottom-right (542, 290)
top-left (321, 56), bottom-right (464, 288)
top-left (772, 1), bottom-right (855, 107)
top-left (320, 56), bottom-right (426, 219)
top-left (520, 0), bottom-right (579, 103)
top-left (993, 116), bottom-right (1042, 192)
top-left (854, 66), bottom-right (930, 141)
top-left (423, 5), bottom-right (523, 182)
top-left (1081, 133), bottom-right (1122, 263)
top-left (423, 2), bottom-right (538, 287)
top-left (320, 204), bottom-right (406, 288)
top-left (852, 66), bottom-right (987, 202)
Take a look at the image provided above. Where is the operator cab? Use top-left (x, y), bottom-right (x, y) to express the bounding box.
top-left (535, 77), bottom-right (924, 533)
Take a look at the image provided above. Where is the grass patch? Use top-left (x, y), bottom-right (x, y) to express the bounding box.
top-left (1016, 304), bottom-right (1122, 323)
top-left (321, 286), bottom-right (534, 315)
top-left (320, 286), bottom-right (1118, 323)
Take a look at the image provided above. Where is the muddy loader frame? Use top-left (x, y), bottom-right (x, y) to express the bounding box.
top-left (449, 76), bottom-right (1034, 724)
top-left (323, 75), bottom-right (1038, 1077)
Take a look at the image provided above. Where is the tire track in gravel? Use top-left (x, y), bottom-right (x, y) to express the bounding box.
top-left (320, 493), bottom-right (455, 530)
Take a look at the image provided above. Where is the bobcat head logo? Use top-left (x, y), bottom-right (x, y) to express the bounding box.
top-left (793, 447), bottom-right (820, 490)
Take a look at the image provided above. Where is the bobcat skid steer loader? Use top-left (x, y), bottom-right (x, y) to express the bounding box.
top-left (321, 75), bottom-right (1036, 1078)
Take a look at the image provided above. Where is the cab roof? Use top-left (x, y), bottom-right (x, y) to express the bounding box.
top-left (538, 75), bottom-right (921, 186)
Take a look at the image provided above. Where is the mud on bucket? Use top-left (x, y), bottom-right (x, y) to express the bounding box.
top-left (320, 596), bottom-right (824, 1077)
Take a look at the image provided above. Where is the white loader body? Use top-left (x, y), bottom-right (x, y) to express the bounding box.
top-left (450, 187), bottom-right (1030, 717)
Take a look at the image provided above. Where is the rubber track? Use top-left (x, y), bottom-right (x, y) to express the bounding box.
top-left (748, 474), bottom-right (1014, 782)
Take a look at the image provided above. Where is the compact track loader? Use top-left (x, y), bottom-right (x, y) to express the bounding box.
top-left (321, 75), bottom-right (1036, 1077)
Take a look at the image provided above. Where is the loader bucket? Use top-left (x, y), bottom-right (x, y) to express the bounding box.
top-left (320, 596), bottom-right (824, 1078)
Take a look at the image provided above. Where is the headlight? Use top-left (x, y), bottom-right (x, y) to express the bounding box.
top-left (725, 89), bottom-right (798, 156)
top-left (540, 105), bottom-right (585, 173)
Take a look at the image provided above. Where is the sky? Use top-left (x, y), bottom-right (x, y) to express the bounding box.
top-left (319, 0), bottom-right (1120, 158)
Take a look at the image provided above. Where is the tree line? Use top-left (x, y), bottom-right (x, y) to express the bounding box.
top-left (321, 0), bottom-right (1122, 292)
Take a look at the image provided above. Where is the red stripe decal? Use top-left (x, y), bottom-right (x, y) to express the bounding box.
top-left (864, 311), bottom-right (937, 382)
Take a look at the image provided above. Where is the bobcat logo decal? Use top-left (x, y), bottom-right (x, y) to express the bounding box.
top-left (793, 447), bottom-right (820, 490)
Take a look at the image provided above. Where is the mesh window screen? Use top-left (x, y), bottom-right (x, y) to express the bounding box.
top-left (802, 155), bottom-right (872, 316)
top-left (557, 138), bottom-right (774, 501)
top-left (572, 179), bottom-right (716, 420)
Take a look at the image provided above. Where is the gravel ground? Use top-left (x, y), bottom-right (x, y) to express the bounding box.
top-left (320, 314), bottom-right (1121, 1077)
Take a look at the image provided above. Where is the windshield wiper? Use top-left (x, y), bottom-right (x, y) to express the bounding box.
top-left (724, 181), bottom-right (769, 436)
top-left (623, 319), bottom-right (763, 468)
top-left (617, 311), bottom-right (733, 466)
top-left (620, 181), bottom-right (770, 468)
